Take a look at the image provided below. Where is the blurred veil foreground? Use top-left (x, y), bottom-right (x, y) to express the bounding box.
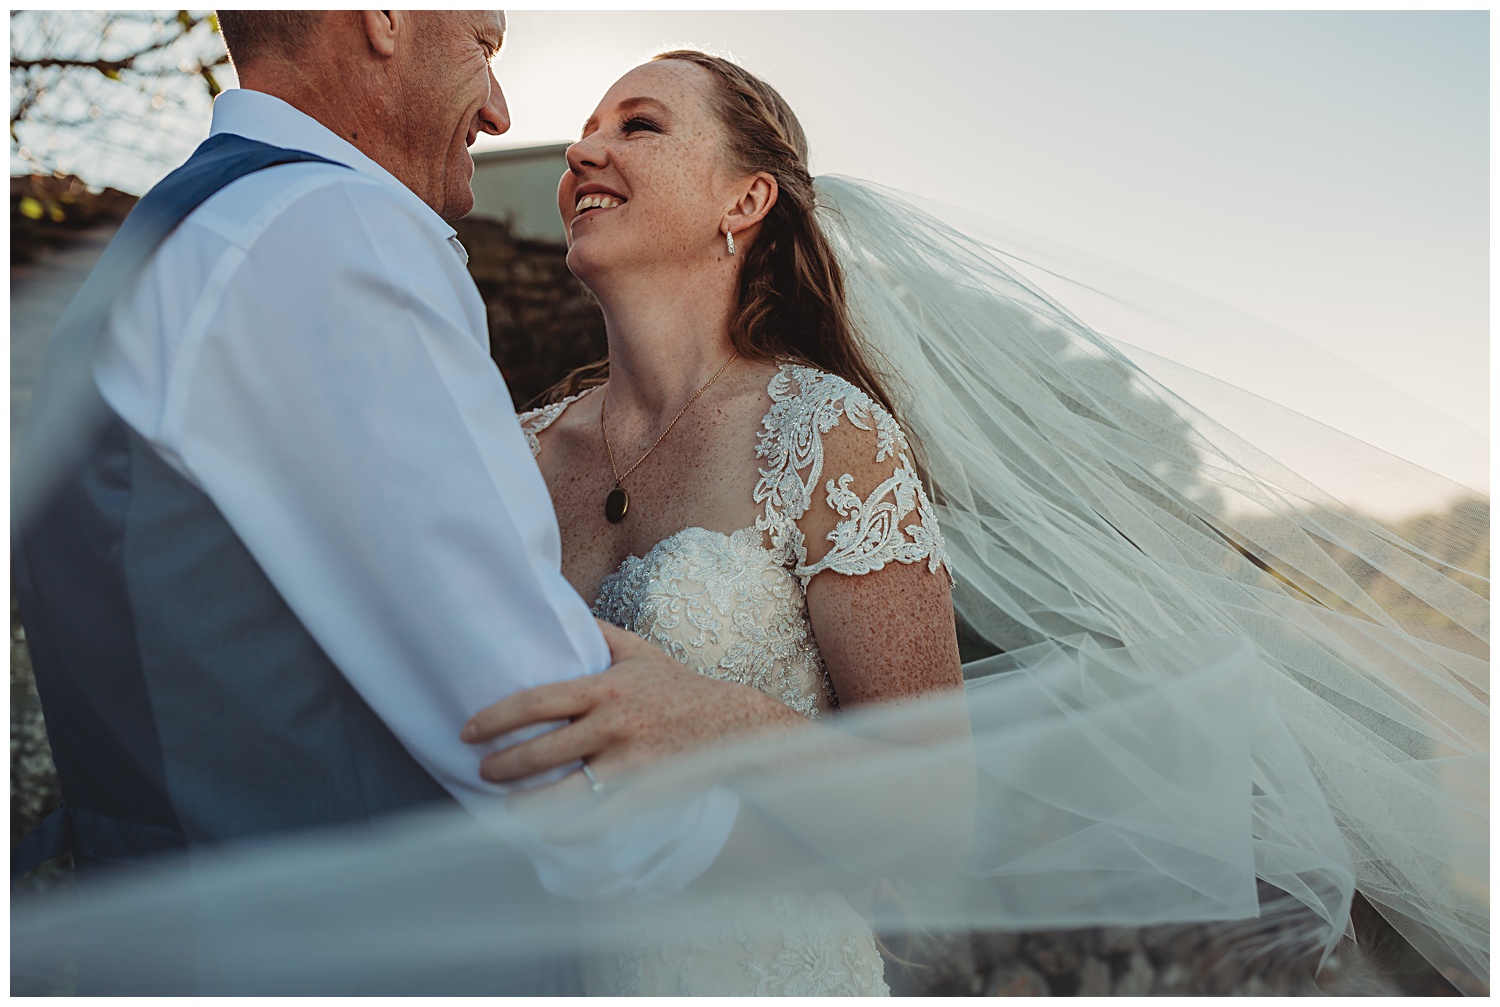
top-left (12, 176), bottom-right (1487, 996)
top-left (11, 644), bottom-right (1336, 994)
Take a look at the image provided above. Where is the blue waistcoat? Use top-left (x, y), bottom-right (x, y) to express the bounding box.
top-left (13, 134), bottom-right (454, 879)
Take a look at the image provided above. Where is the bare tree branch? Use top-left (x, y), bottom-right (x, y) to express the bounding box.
top-left (11, 10), bottom-right (230, 190)
top-left (12, 56), bottom-right (135, 77)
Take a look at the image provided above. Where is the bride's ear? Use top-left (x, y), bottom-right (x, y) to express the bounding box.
top-left (723, 173), bottom-right (778, 239)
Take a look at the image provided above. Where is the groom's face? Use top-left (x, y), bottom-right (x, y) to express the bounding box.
top-left (398, 11), bottom-right (510, 220)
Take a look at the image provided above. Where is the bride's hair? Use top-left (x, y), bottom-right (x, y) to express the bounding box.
top-left (546, 50), bottom-right (904, 430)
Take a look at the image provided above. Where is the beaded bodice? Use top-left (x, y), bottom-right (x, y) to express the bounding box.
top-left (520, 363), bottom-right (952, 722)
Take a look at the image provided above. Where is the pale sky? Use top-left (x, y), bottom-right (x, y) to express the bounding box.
top-left (484, 10), bottom-right (1488, 496)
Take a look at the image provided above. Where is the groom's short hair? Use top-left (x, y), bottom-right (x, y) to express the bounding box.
top-left (216, 11), bottom-right (324, 68)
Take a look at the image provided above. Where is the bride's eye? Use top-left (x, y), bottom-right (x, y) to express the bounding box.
top-left (620, 116), bottom-right (661, 135)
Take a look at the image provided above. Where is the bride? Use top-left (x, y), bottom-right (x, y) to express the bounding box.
top-left (463, 49), bottom-right (1488, 996)
top-left (496, 49), bottom-right (969, 996)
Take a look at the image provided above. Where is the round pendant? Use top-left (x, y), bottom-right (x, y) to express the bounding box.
top-left (604, 486), bottom-right (629, 523)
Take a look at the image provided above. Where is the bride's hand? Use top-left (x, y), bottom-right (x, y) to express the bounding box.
top-left (462, 620), bottom-right (801, 795)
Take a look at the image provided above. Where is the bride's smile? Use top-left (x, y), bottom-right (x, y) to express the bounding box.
top-left (572, 187), bottom-right (625, 215)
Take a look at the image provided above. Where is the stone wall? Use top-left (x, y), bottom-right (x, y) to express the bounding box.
top-left (10, 605), bottom-right (59, 850)
top-left (454, 213), bottom-right (606, 411)
top-left (885, 912), bottom-right (1437, 996)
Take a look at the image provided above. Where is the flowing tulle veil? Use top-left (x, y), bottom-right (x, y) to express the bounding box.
top-left (814, 175), bottom-right (1487, 990)
top-left (11, 177), bottom-right (1487, 995)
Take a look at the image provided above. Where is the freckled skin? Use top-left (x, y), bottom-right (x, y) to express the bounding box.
top-left (557, 61), bottom-right (750, 311)
top-left (535, 364), bottom-right (776, 604)
top-left (796, 421), bottom-right (964, 720)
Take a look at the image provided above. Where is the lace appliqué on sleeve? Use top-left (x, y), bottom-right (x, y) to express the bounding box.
top-left (517, 390), bottom-right (589, 458)
top-left (753, 365), bottom-right (954, 589)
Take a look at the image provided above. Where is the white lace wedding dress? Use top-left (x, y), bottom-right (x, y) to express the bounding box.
top-left (520, 362), bottom-right (953, 996)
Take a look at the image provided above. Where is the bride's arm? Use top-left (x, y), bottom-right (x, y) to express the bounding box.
top-left (758, 413), bottom-right (974, 874)
top-left (792, 568), bottom-right (973, 867)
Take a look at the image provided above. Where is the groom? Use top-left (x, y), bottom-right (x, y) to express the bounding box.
top-left (13, 10), bottom-right (746, 927)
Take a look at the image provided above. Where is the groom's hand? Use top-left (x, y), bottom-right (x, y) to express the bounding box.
top-left (462, 620), bottom-right (801, 791)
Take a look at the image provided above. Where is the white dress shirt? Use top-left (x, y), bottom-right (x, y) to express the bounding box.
top-left (92, 88), bottom-right (737, 900)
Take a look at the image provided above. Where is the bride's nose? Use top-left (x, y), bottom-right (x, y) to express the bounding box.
top-left (566, 133), bottom-right (606, 174)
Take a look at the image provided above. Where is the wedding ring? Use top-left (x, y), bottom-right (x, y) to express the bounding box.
top-left (580, 761), bottom-right (606, 795)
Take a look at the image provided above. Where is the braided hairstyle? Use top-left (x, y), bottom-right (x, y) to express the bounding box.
top-left (547, 50), bottom-right (902, 427)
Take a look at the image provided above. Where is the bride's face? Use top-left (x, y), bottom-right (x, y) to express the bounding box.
top-left (558, 61), bottom-right (740, 284)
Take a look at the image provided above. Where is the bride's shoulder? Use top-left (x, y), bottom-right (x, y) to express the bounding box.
top-left (755, 362), bottom-right (950, 583)
top-left (518, 388), bottom-right (592, 458)
top-left (759, 362), bottom-right (912, 461)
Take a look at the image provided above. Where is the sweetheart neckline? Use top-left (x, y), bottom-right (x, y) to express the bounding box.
top-left (592, 524), bottom-right (784, 607)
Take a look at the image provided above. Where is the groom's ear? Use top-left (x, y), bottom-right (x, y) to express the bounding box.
top-left (360, 10), bottom-right (404, 58)
top-left (725, 173), bottom-right (778, 236)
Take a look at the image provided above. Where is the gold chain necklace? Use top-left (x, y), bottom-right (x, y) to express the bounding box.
top-left (597, 351), bottom-right (738, 525)
top-left (599, 350), bottom-right (739, 523)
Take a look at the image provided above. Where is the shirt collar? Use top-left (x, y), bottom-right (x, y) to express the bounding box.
top-left (209, 88), bottom-right (460, 246)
